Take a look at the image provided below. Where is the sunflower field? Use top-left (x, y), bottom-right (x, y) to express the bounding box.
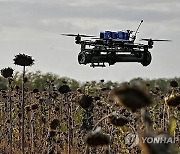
top-left (0, 54), bottom-right (179, 154)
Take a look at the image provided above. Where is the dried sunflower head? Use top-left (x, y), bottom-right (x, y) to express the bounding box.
top-left (25, 105), bottom-right (31, 112)
top-left (97, 101), bottom-right (103, 106)
top-left (1, 67), bottom-right (14, 78)
top-left (146, 83), bottom-right (150, 87)
top-left (49, 130), bottom-right (56, 138)
top-left (100, 79), bottom-right (105, 83)
top-left (50, 119), bottom-right (60, 130)
top-left (23, 77), bottom-right (28, 83)
top-left (101, 87), bottom-right (110, 91)
top-left (18, 112), bottom-right (22, 118)
top-left (13, 53), bottom-right (34, 66)
top-left (170, 80), bottom-right (178, 88)
top-left (31, 103), bottom-right (38, 110)
top-left (79, 94), bottom-right (93, 109)
top-left (62, 80), bottom-right (67, 84)
top-left (76, 88), bottom-right (82, 93)
top-left (94, 96), bottom-right (101, 101)
top-left (110, 86), bottom-right (152, 111)
top-left (86, 127), bottom-right (111, 147)
top-left (33, 88), bottom-right (39, 93)
top-left (109, 113), bottom-right (129, 127)
top-left (58, 85), bottom-right (71, 94)
top-left (54, 106), bottom-right (60, 112)
top-left (14, 85), bottom-right (20, 91)
top-left (165, 94), bottom-right (180, 107)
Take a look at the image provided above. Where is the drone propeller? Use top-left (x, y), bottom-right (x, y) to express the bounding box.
top-left (140, 38), bottom-right (171, 42)
top-left (61, 33), bottom-right (96, 38)
top-left (140, 38), bottom-right (171, 48)
top-left (61, 33), bottom-right (97, 44)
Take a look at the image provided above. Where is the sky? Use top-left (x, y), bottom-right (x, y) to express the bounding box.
top-left (0, 0), bottom-right (180, 82)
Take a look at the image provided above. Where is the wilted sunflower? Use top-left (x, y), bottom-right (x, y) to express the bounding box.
top-left (52, 92), bottom-right (58, 99)
top-left (50, 119), bottom-right (60, 130)
top-left (94, 96), bottom-right (101, 101)
top-left (86, 127), bottom-right (111, 147)
top-left (14, 85), bottom-right (20, 91)
top-left (31, 103), bottom-right (38, 110)
top-left (79, 94), bottom-right (93, 109)
top-left (146, 83), bottom-right (150, 87)
top-left (62, 80), bottom-right (67, 84)
top-left (58, 85), bottom-right (71, 94)
top-left (100, 79), bottom-right (105, 83)
top-left (101, 87), bottom-right (110, 91)
top-left (23, 77), bottom-right (28, 83)
top-left (1, 67), bottom-right (14, 78)
top-left (25, 105), bottom-right (31, 112)
top-left (110, 86), bottom-right (152, 111)
top-left (97, 101), bottom-right (103, 106)
top-left (18, 112), bottom-right (22, 118)
top-left (76, 88), bottom-right (82, 93)
top-left (49, 130), bottom-right (56, 138)
top-left (33, 88), bottom-right (39, 93)
top-left (165, 94), bottom-right (180, 107)
top-left (108, 113), bottom-right (129, 127)
top-left (54, 106), bottom-right (60, 112)
top-left (170, 80), bottom-right (179, 88)
top-left (13, 53), bottom-right (34, 66)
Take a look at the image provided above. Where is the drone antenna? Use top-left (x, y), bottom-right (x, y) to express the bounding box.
top-left (133, 20), bottom-right (143, 42)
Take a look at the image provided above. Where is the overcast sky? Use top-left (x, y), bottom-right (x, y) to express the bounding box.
top-left (0, 0), bottom-right (180, 82)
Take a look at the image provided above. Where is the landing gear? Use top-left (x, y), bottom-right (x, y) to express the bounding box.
top-left (141, 51), bottom-right (152, 66)
top-left (78, 52), bottom-right (88, 64)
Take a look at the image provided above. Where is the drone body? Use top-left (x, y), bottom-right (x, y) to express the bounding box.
top-left (62, 20), bottom-right (170, 68)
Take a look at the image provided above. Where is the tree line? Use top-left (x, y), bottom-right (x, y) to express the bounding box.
top-left (0, 70), bottom-right (179, 92)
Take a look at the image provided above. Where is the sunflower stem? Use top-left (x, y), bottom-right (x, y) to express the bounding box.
top-left (8, 78), bottom-right (13, 154)
top-left (31, 111), bottom-right (34, 154)
top-left (85, 145), bottom-right (90, 154)
top-left (66, 94), bottom-right (71, 154)
top-left (140, 108), bottom-right (152, 133)
top-left (162, 103), bottom-right (166, 131)
top-left (48, 83), bottom-right (51, 122)
top-left (21, 65), bottom-right (25, 154)
top-left (92, 113), bottom-right (114, 131)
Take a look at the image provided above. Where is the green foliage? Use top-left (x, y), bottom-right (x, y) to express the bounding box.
top-left (0, 76), bottom-right (8, 90)
top-left (1, 70), bottom-right (180, 92)
top-left (60, 123), bottom-right (67, 132)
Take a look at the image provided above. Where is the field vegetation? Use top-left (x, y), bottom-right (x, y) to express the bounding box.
top-left (0, 54), bottom-right (179, 154)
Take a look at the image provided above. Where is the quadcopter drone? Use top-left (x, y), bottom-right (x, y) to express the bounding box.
top-left (62, 20), bottom-right (170, 68)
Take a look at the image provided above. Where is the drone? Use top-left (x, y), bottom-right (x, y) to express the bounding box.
top-left (62, 20), bottom-right (171, 68)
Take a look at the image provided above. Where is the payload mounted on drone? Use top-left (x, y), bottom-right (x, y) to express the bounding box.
top-left (62, 20), bottom-right (171, 68)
